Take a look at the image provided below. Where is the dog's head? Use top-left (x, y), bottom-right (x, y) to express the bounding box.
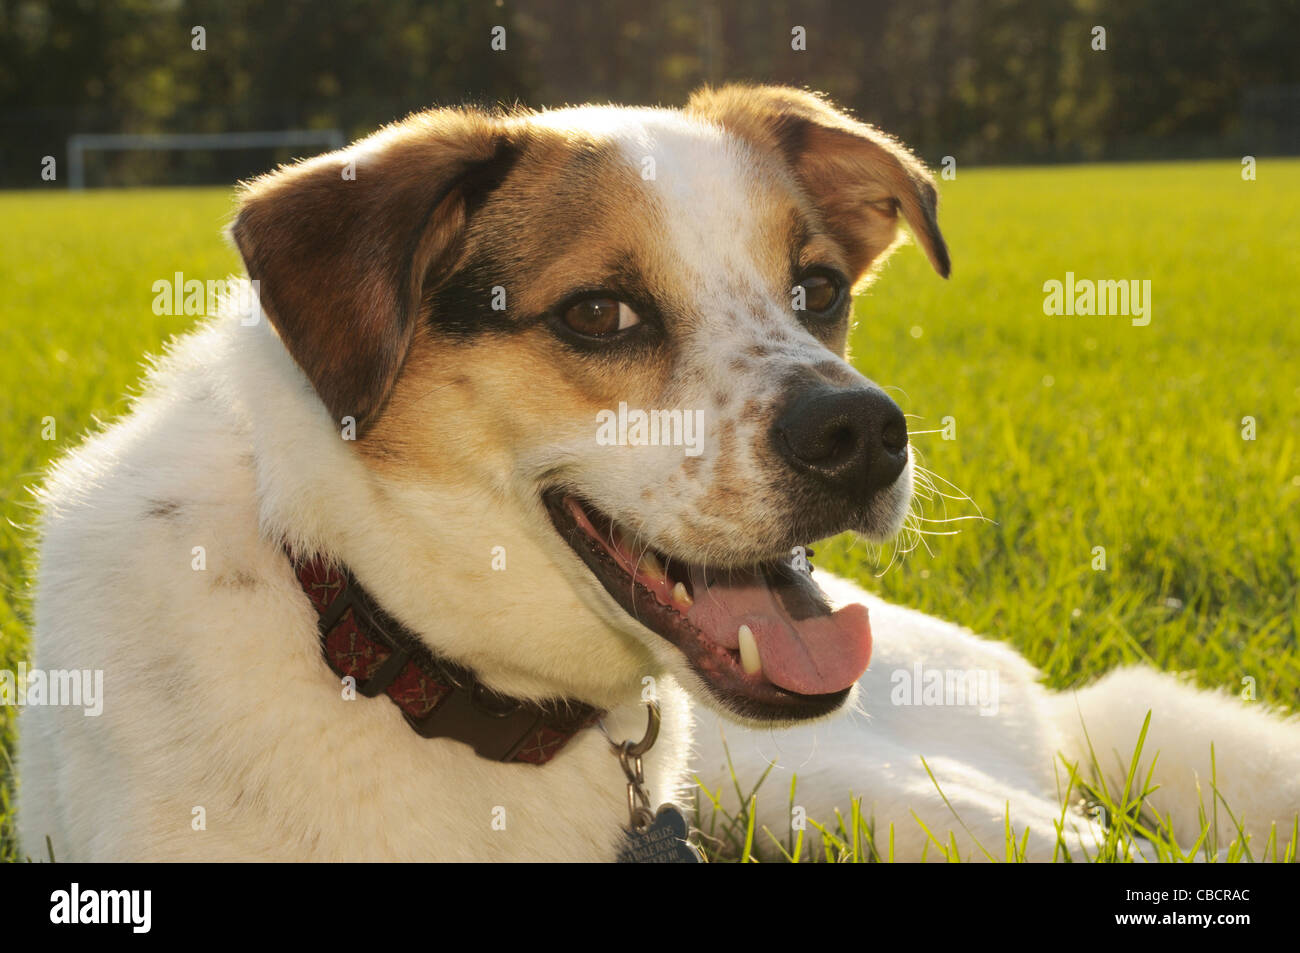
top-left (231, 85), bottom-right (948, 724)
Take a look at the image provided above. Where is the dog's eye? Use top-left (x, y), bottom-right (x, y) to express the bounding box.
top-left (560, 297), bottom-right (640, 338)
top-left (794, 273), bottom-right (845, 316)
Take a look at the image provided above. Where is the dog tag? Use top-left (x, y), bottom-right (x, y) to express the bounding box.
top-left (618, 804), bottom-right (705, 863)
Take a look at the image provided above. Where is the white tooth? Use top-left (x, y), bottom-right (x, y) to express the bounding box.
top-left (737, 624), bottom-right (762, 675)
top-left (672, 581), bottom-right (693, 608)
top-left (639, 549), bottom-right (667, 581)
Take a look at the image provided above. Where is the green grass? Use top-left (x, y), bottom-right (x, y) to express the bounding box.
top-left (825, 160), bottom-right (1300, 704)
top-left (695, 718), bottom-right (1300, 863)
top-left (2, 161), bottom-right (1298, 861)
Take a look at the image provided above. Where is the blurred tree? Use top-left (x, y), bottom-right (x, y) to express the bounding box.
top-left (0, 0), bottom-right (1295, 187)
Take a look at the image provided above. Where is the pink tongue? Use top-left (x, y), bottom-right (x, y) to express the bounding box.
top-left (684, 566), bottom-right (871, 695)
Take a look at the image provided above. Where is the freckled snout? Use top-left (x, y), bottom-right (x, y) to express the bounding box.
top-left (772, 386), bottom-right (909, 506)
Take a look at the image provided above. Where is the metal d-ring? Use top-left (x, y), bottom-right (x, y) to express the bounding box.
top-left (624, 698), bottom-right (661, 758)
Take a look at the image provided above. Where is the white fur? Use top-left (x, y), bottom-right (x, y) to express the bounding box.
top-left (17, 314), bottom-right (692, 860)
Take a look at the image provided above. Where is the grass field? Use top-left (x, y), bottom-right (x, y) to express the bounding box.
top-left (2, 160), bottom-right (1298, 861)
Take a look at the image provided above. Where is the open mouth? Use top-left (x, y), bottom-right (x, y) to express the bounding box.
top-left (543, 490), bottom-right (871, 720)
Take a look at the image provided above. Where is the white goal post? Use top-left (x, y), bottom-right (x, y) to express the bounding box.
top-left (66, 129), bottom-right (345, 189)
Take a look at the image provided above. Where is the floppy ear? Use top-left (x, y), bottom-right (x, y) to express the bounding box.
top-left (687, 84), bottom-right (949, 283)
top-left (229, 109), bottom-right (520, 427)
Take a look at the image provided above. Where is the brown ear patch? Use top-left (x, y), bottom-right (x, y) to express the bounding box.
top-left (229, 110), bottom-right (522, 428)
top-left (687, 84), bottom-right (949, 283)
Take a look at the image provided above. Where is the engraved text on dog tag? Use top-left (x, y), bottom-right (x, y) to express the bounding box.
top-left (618, 804), bottom-right (705, 863)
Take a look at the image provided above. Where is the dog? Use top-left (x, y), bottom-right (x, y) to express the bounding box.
top-left (17, 85), bottom-right (1300, 861)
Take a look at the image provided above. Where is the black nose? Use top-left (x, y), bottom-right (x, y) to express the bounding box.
top-left (772, 386), bottom-right (908, 502)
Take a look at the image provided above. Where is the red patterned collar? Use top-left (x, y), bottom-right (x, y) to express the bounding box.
top-left (290, 550), bottom-right (603, 764)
